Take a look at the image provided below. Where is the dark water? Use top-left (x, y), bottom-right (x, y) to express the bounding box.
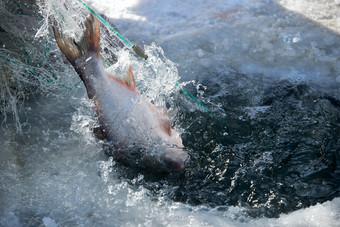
top-left (130, 70), bottom-right (340, 218)
top-left (106, 2), bottom-right (340, 219)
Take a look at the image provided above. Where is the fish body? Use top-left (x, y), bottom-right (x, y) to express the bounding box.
top-left (53, 14), bottom-right (189, 170)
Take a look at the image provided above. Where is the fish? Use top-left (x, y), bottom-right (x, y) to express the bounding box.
top-left (52, 14), bottom-right (190, 171)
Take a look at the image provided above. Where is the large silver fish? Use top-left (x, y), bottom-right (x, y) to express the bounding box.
top-left (53, 14), bottom-right (190, 170)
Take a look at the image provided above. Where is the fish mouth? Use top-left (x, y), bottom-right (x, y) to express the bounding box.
top-left (161, 147), bottom-right (190, 170)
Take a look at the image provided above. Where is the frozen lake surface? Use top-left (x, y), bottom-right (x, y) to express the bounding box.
top-left (0, 0), bottom-right (339, 226)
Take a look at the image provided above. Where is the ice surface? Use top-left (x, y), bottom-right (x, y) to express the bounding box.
top-left (0, 0), bottom-right (339, 226)
top-left (42, 217), bottom-right (57, 227)
top-left (279, 0), bottom-right (340, 34)
top-left (93, 0), bottom-right (340, 96)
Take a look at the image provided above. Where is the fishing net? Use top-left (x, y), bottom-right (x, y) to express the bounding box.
top-left (0, 0), bottom-right (79, 132)
top-left (0, 0), bottom-right (187, 133)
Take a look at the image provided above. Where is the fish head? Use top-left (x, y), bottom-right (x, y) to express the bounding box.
top-left (160, 146), bottom-right (190, 170)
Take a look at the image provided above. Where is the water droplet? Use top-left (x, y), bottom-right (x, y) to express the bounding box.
top-left (292, 36), bottom-right (301, 43)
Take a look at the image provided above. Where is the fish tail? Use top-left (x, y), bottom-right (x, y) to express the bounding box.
top-left (52, 14), bottom-right (100, 66)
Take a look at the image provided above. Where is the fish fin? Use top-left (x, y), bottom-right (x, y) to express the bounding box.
top-left (159, 108), bottom-right (172, 136)
top-left (125, 65), bottom-right (136, 89)
top-left (109, 65), bottom-right (137, 90)
top-left (52, 14), bottom-right (100, 65)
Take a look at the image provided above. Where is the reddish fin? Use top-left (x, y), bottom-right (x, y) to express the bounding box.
top-left (126, 65), bottom-right (136, 89)
top-left (109, 65), bottom-right (136, 90)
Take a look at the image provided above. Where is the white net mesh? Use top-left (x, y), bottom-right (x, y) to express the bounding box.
top-left (0, 0), bottom-right (182, 133)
